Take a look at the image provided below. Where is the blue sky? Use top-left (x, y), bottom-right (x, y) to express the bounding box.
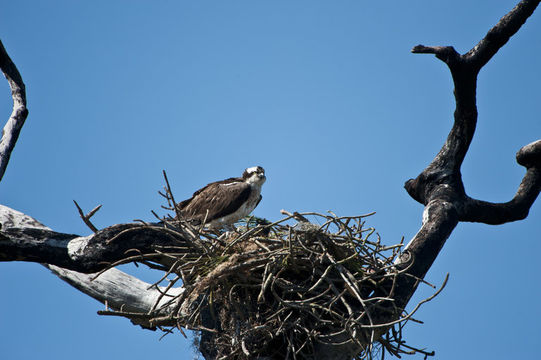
top-left (1, 1), bottom-right (540, 359)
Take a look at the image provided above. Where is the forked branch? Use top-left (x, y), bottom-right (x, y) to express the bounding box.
top-left (396, 0), bottom-right (541, 314)
top-left (405, 0), bottom-right (541, 222)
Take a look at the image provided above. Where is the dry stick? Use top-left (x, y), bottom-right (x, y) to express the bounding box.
top-left (358, 273), bottom-right (449, 330)
top-left (90, 252), bottom-right (182, 281)
top-left (149, 275), bottom-right (182, 314)
top-left (147, 259), bottom-right (181, 290)
top-left (336, 262), bottom-right (377, 348)
top-left (397, 342), bottom-right (435, 357)
top-left (257, 262), bottom-right (272, 303)
top-left (196, 209), bottom-right (211, 239)
top-left (105, 224), bottom-right (184, 245)
top-left (157, 326), bottom-right (175, 341)
top-left (137, 260), bottom-right (169, 272)
top-left (150, 210), bottom-right (163, 223)
top-left (105, 226), bottom-right (145, 245)
top-left (97, 310), bottom-right (153, 319)
top-left (73, 200), bottom-right (101, 233)
top-left (158, 183), bottom-right (214, 256)
top-left (319, 234), bottom-right (401, 350)
top-left (162, 170), bottom-right (183, 221)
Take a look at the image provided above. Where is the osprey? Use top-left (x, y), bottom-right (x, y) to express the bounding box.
top-left (176, 166), bottom-right (266, 229)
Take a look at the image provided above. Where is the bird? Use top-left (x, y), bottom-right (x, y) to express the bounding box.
top-left (176, 166), bottom-right (266, 230)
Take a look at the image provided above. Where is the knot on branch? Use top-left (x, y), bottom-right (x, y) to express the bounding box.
top-left (411, 45), bottom-right (461, 65)
top-left (517, 139), bottom-right (541, 168)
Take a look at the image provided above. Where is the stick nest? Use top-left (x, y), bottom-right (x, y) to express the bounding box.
top-left (93, 175), bottom-right (445, 360)
top-left (149, 211), bottom-right (441, 359)
top-left (184, 212), bottom-right (404, 360)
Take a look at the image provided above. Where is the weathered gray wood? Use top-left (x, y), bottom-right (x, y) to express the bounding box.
top-left (0, 40), bottom-right (28, 182)
top-left (47, 265), bottom-right (183, 314)
top-left (0, 205), bottom-right (183, 320)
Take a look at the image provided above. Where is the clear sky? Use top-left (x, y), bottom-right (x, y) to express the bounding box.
top-left (1, 1), bottom-right (540, 359)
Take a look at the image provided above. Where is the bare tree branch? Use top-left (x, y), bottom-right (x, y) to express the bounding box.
top-left (0, 205), bottom-right (183, 328)
top-left (406, 0), bottom-right (540, 213)
top-left (462, 140), bottom-right (541, 224)
top-left (0, 205), bottom-right (188, 273)
top-left (397, 0), bottom-right (541, 310)
top-left (0, 39), bottom-right (28, 182)
top-left (465, 0), bottom-right (541, 71)
top-left (73, 200), bottom-right (101, 233)
top-left (47, 265), bottom-right (183, 314)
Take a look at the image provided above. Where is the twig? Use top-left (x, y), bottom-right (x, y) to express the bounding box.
top-left (73, 200), bottom-right (101, 233)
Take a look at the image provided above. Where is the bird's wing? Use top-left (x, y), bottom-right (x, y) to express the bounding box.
top-left (176, 177), bottom-right (240, 212)
top-left (178, 181), bottom-right (252, 223)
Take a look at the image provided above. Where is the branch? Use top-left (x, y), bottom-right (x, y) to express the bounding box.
top-left (396, 201), bottom-right (459, 281)
top-left (462, 140), bottom-right (541, 224)
top-left (402, 1), bottom-right (541, 281)
top-left (411, 1), bottom-right (541, 73)
top-left (47, 264), bottom-right (183, 314)
top-left (0, 204), bottom-right (189, 273)
top-left (0, 205), bottom-right (183, 328)
top-left (465, 0), bottom-right (541, 71)
top-left (0, 39), bottom-right (28, 182)
top-left (73, 200), bottom-right (101, 233)
top-left (407, 0), bottom-right (541, 206)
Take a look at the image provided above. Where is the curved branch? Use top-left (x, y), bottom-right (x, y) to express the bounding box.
top-left (462, 140), bottom-right (541, 224)
top-left (0, 39), bottom-right (28, 182)
top-left (407, 0), bottom-right (541, 206)
top-left (0, 205), bottom-right (188, 273)
top-left (402, 1), bottom-right (540, 285)
top-left (406, 1), bottom-right (540, 206)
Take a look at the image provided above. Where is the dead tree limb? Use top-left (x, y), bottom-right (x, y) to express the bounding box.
top-left (0, 205), bottom-right (183, 329)
top-left (0, 205), bottom-right (189, 273)
top-left (396, 0), bottom-right (541, 309)
top-left (47, 264), bottom-right (183, 316)
top-left (0, 39), bottom-right (28, 182)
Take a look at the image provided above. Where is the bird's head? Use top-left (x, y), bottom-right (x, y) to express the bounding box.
top-left (243, 166), bottom-right (266, 185)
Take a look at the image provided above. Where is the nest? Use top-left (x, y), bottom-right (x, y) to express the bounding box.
top-left (95, 175), bottom-right (446, 360)
top-left (172, 212), bottom-right (442, 360)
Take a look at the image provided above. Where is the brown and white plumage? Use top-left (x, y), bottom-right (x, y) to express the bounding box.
top-left (176, 166), bottom-right (266, 229)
